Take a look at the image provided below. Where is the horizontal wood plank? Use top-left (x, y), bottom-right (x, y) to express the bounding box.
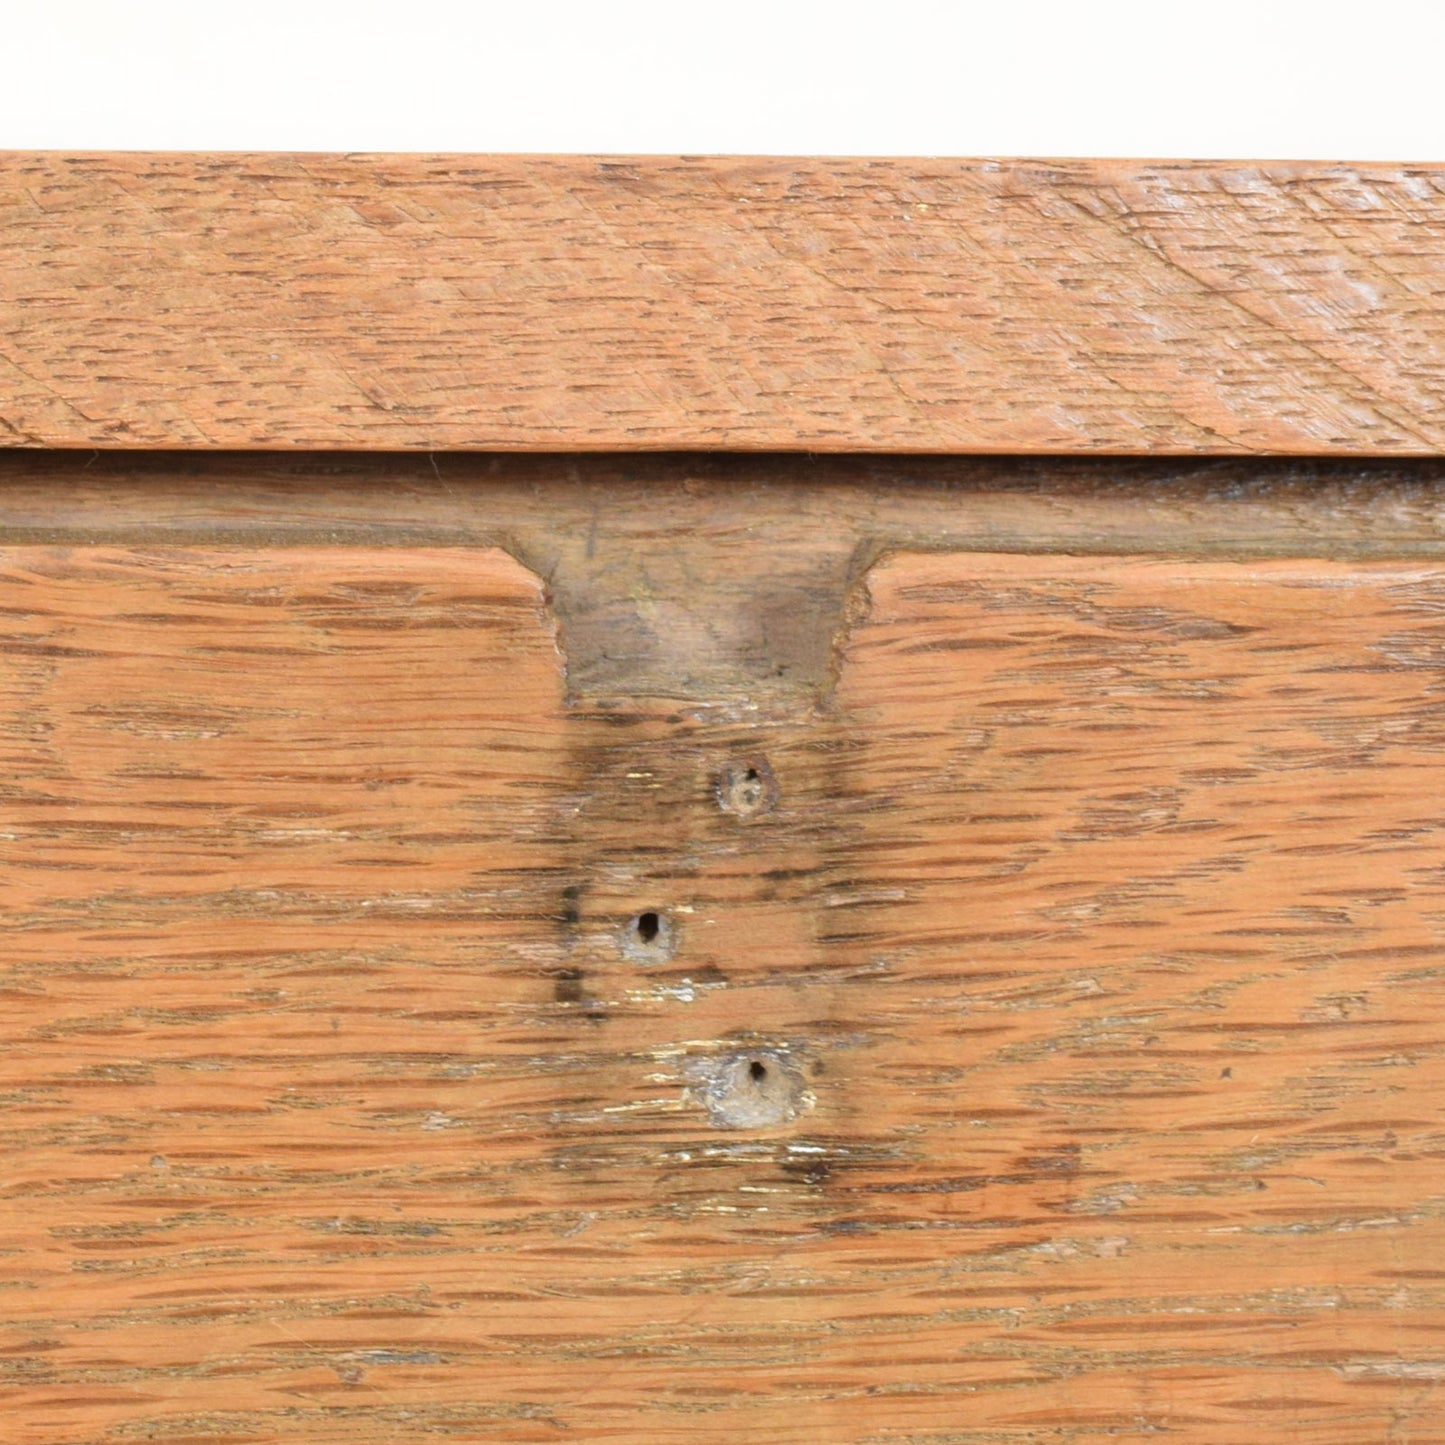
top-left (2, 526), bottom-right (1444, 1441)
top-left (3, 154), bottom-right (1445, 454)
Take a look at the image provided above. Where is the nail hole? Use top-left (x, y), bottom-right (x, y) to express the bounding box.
top-left (717, 758), bottom-right (778, 819)
top-left (748, 1059), bottom-right (768, 1082)
top-left (621, 909), bottom-right (677, 963)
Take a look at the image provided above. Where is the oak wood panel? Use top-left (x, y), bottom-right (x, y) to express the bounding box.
top-left (4, 155), bottom-right (1445, 455)
top-left (830, 553), bottom-right (1445, 1440)
top-left (1, 537), bottom-right (1443, 1442)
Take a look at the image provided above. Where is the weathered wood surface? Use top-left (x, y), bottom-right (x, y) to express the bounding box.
top-left (1, 456), bottom-right (1444, 1442)
top-left (4, 155), bottom-right (1445, 454)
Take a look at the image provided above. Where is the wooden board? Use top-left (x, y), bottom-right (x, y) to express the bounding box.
top-left (2, 528), bottom-right (1444, 1442)
top-left (4, 155), bottom-right (1445, 455)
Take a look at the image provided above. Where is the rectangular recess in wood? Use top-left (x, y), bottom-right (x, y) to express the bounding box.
top-left (1, 540), bottom-right (1442, 1443)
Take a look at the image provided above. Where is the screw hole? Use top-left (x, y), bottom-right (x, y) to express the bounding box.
top-left (717, 757), bottom-right (778, 819)
top-left (621, 909), bottom-right (677, 963)
top-left (685, 1048), bottom-right (810, 1129)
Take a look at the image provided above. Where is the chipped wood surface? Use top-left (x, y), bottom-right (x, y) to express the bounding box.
top-left (4, 154), bottom-right (1445, 455)
top-left (1, 455), bottom-right (1444, 1442)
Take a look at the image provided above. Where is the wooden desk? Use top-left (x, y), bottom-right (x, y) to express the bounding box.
top-left (2, 156), bottom-right (1443, 1444)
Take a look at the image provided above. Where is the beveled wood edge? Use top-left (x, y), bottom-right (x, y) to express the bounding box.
top-left (4, 153), bottom-right (1445, 456)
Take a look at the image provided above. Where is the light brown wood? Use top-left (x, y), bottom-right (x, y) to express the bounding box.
top-left (5, 155), bottom-right (1445, 455)
top-left (2, 456), bottom-right (1444, 1442)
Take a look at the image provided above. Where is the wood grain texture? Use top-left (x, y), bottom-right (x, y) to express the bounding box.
top-left (4, 154), bottom-right (1445, 454)
top-left (1, 498), bottom-right (1443, 1441)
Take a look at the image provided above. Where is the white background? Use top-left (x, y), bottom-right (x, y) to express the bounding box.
top-left (2, 0), bottom-right (1443, 159)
